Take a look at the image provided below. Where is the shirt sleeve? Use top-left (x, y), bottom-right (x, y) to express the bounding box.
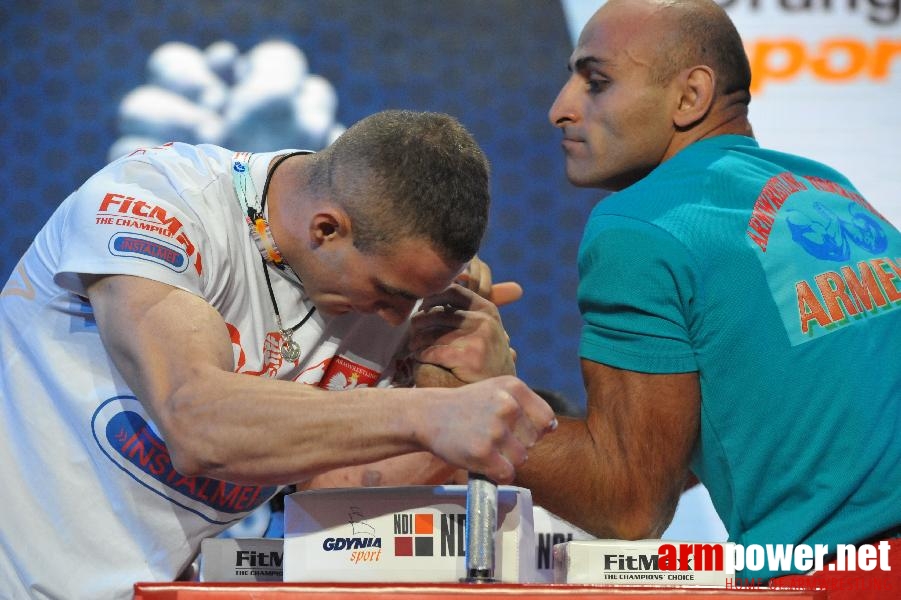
top-left (577, 215), bottom-right (699, 374)
top-left (53, 156), bottom-right (211, 299)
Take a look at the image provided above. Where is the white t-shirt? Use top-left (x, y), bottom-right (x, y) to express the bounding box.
top-left (0, 143), bottom-right (411, 599)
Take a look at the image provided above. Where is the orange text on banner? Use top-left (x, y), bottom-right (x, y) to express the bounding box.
top-left (747, 36), bottom-right (901, 93)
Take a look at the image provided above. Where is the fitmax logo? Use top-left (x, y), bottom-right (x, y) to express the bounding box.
top-left (605, 544), bottom-right (726, 571)
top-left (235, 550), bottom-right (282, 568)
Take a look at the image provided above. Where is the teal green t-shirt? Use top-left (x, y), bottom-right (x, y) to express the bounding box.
top-left (577, 135), bottom-right (901, 580)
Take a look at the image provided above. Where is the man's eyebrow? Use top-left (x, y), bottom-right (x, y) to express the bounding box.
top-left (378, 281), bottom-right (420, 301)
top-left (571, 56), bottom-right (603, 73)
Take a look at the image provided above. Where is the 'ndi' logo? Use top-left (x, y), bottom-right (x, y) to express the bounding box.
top-left (393, 512), bottom-right (466, 557)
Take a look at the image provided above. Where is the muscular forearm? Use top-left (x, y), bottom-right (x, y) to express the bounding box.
top-left (160, 368), bottom-right (552, 487)
top-left (515, 362), bottom-right (699, 540)
top-left (515, 417), bottom-right (684, 539)
top-left (299, 452), bottom-right (458, 490)
top-left (162, 370), bottom-right (439, 485)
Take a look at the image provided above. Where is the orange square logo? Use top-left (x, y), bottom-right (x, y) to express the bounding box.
top-left (414, 513), bottom-right (433, 534)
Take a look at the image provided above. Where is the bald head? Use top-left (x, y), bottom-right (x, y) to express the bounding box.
top-left (590, 0), bottom-right (751, 103)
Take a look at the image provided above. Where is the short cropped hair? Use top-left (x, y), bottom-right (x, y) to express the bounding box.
top-left (311, 110), bottom-right (490, 263)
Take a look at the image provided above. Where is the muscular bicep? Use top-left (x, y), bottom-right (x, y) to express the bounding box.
top-left (85, 274), bottom-right (234, 426)
top-left (582, 358), bottom-right (700, 537)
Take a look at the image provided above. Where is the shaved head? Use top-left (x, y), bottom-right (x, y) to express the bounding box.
top-left (594, 0), bottom-right (751, 102)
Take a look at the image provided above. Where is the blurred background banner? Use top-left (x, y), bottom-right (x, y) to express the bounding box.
top-left (2, 0), bottom-right (897, 415)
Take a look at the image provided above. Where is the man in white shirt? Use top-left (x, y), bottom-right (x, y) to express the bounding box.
top-left (0, 110), bottom-right (555, 599)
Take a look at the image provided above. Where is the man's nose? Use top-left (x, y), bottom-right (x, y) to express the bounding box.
top-left (549, 77), bottom-right (577, 127)
top-left (376, 299), bottom-right (417, 326)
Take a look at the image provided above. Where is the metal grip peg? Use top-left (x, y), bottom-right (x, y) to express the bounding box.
top-left (462, 472), bottom-right (498, 583)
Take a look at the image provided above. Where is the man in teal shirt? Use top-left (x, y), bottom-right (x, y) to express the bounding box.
top-left (516, 0), bottom-right (900, 591)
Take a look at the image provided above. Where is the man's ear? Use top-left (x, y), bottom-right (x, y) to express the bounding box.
top-left (673, 65), bottom-right (715, 129)
top-left (309, 209), bottom-right (350, 246)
